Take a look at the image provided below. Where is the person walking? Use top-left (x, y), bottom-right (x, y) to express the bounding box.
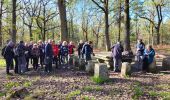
top-left (136, 39), bottom-right (145, 70)
top-left (81, 41), bottom-right (94, 62)
top-left (31, 44), bottom-right (40, 70)
top-left (3, 41), bottom-right (14, 75)
top-left (17, 41), bottom-right (27, 74)
top-left (111, 41), bottom-right (124, 72)
top-left (45, 39), bottom-right (53, 73)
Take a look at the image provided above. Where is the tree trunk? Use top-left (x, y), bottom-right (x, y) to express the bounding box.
top-left (12, 0), bottom-right (17, 44)
top-left (105, 11), bottom-right (111, 51)
top-left (124, 0), bottom-right (131, 51)
top-left (29, 26), bottom-right (33, 41)
top-left (0, 0), bottom-right (3, 46)
top-left (58, 0), bottom-right (68, 41)
top-left (156, 27), bottom-right (160, 45)
top-left (118, 0), bottom-right (121, 42)
top-left (43, 6), bottom-right (46, 42)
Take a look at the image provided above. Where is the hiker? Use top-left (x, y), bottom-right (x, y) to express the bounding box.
top-left (13, 44), bottom-right (19, 74)
top-left (82, 41), bottom-right (94, 62)
top-left (143, 45), bottom-right (155, 72)
top-left (68, 41), bottom-right (75, 65)
top-left (3, 41), bottom-right (14, 74)
top-left (29, 41), bottom-right (34, 65)
top-left (38, 40), bottom-right (45, 68)
top-left (31, 44), bottom-right (40, 70)
top-left (52, 40), bottom-right (59, 69)
top-left (58, 41), bottom-right (62, 65)
top-left (77, 40), bottom-right (84, 59)
top-left (17, 41), bottom-right (27, 74)
top-left (136, 39), bottom-right (145, 70)
top-left (25, 42), bottom-right (31, 71)
top-left (111, 41), bottom-right (124, 72)
top-left (45, 39), bottom-right (53, 73)
top-left (60, 41), bottom-right (69, 68)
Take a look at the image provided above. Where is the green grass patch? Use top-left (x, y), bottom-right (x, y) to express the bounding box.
top-left (131, 82), bottom-right (144, 100)
top-left (66, 90), bottom-right (81, 99)
top-left (0, 92), bottom-right (6, 97)
top-left (5, 82), bottom-right (20, 90)
top-left (83, 86), bottom-right (103, 92)
top-left (23, 81), bottom-right (32, 88)
top-left (148, 91), bottom-right (170, 99)
top-left (91, 76), bottom-right (109, 84)
top-left (0, 59), bottom-right (6, 68)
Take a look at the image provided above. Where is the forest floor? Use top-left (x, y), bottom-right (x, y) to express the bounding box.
top-left (0, 46), bottom-right (170, 100)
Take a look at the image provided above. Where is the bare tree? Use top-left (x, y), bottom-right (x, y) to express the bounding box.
top-left (139, 0), bottom-right (164, 45)
top-left (22, 0), bottom-right (40, 41)
top-left (36, 0), bottom-right (58, 41)
top-left (91, 0), bottom-right (111, 51)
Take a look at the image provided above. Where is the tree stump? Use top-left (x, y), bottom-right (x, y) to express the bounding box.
top-left (121, 62), bottom-right (131, 77)
top-left (94, 63), bottom-right (109, 79)
top-left (73, 55), bottom-right (79, 67)
top-left (85, 60), bottom-right (95, 74)
top-left (78, 58), bottom-right (86, 70)
top-left (148, 58), bottom-right (158, 73)
top-left (162, 57), bottom-right (170, 70)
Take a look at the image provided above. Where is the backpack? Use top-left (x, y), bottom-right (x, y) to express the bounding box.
top-left (1, 46), bottom-right (7, 57)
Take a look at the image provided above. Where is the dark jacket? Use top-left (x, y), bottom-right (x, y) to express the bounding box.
top-left (4, 45), bottom-right (14, 60)
top-left (77, 43), bottom-right (84, 55)
top-left (39, 44), bottom-right (45, 56)
top-left (111, 44), bottom-right (124, 59)
top-left (17, 43), bottom-right (26, 57)
top-left (45, 43), bottom-right (53, 58)
top-left (60, 45), bottom-right (69, 56)
top-left (31, 47), bottom-right (40, 58)
top-left (136, 42), bottom-right (145, 56)
top-left (82, 44), bottom-right (93, 55)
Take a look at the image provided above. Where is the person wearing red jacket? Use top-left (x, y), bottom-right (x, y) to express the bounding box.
top-left (52, 40), bottom-right (59, 69)
top-left (68, 41), bottom-right (75, 65)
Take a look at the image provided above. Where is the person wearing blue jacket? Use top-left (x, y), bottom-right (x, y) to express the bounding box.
top-left (111, 41), bottom-right (124, 72)
top-left (3, 41), bottom-right (14, 74)
top-left (143, 45), bottom-right (155, 72)
top-left (45, 39), bottom-right (53, 72)
top-left (82, 41), bottom-right (93, 62)
top-left (60, 41), bottom-right (69, 68)
top-left (136, 39), bottom-right (145, 70)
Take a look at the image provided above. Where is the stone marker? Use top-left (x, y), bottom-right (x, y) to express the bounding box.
top-left (79, 58), bottom-right (86, 70)
top-left (85, 60), bottom-right (95, 73)
top-left (148, 58), bottom-right (158, 73)
top-left (73, 56), bottom-right (79, 67)
top-left (121, 62), bottom-right (131, 77)
top-left (162, 57), bottom-right (170, 70)
top-left (94, 63), bottom-right (109, 79)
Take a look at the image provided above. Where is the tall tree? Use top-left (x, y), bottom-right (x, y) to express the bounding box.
top-left (124, 0), bottom-right (131, 51)
top-left (138, 0), bottom-right (164, 45)
top-left (58, 0), bottom-right (68, 41)
top-left (0, 0), bottom-right (4, 46)
top-left (92, 0), bottom-right (111, 51)
top-left (12, 0), bottom-right (17, 43)
top-left (118, 0), bottom-right (122, 42)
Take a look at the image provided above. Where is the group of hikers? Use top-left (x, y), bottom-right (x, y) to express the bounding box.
top-left (111, 39), bottom-right (155, 72)
top-left (1, 38), bottom-right (155, 75)
top-left (1, 39), bottom-right (93, 75)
